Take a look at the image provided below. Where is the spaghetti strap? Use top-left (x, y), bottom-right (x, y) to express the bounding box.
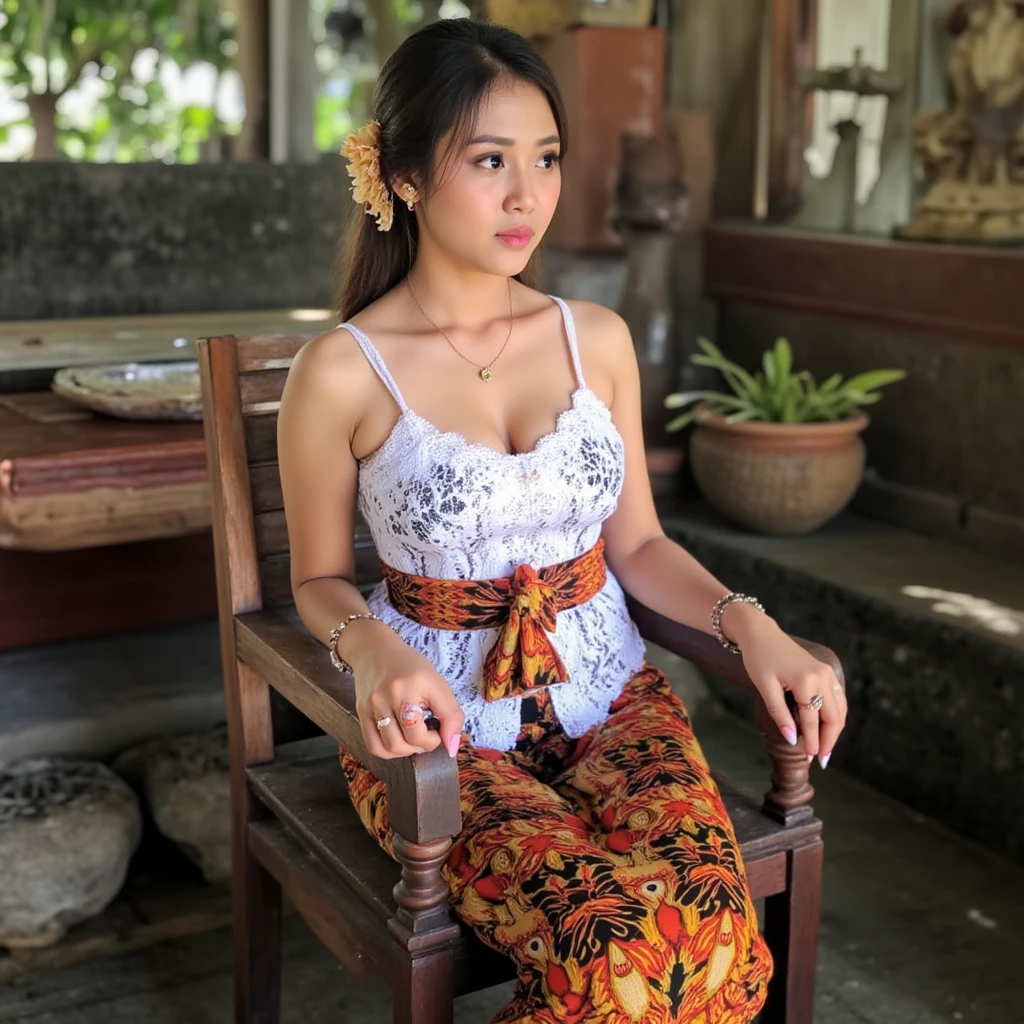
top-left (548, 295), bottom-right (586, 390)
top-left (337, 321), bottom-right (410, 413)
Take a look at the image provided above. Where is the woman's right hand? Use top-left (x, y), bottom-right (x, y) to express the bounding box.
top-left (350, 628), bottom-right (465, 760)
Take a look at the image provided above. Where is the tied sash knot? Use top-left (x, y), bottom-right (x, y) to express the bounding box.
top-left (380, 538), bottom-right (607, 703)
top-left (481, 563), bottom-right (569, 702)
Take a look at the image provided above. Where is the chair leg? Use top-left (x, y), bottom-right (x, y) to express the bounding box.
top-left (759, 840), bottom-right (823, 1024)
top-left (392, 947), bottom-right (457, 1024)
top-left (233, 842), bottom-right (283, 1024)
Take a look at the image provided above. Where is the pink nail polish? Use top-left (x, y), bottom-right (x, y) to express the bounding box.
top-left (782, 726), bottom-right (798, 746)
top-left (447, 734), bottom-right (461, 758)
top-left (819, 752), bottom-right (830, 769)
top-left (807, 754), bottom-right (814, 763)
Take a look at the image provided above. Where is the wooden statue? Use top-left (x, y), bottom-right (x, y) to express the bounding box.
top-left (901, 0), bottom-right (1024, 243)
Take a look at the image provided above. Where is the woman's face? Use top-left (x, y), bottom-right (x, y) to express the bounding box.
top-left (416, 79), bottom-right (562, 276)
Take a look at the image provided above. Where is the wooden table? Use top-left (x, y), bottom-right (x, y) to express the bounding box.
top-left (0, 392), bottom-right (210, 551)
top-left (0, 391), bottom-right (216, 649)
top-left (0, 308), bottom-right (331, 650)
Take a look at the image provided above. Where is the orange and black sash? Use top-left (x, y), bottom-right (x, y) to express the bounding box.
top-left (380, 538), bottom-right (606, 702)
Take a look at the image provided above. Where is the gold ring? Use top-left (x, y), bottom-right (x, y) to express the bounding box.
top-left (796, 694), bottom-right (824, 712)
top-left (375, 715), bottom-right (392, 730)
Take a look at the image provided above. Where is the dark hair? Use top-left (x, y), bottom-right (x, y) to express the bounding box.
top-left (335, 18), bottom-right (568, 320)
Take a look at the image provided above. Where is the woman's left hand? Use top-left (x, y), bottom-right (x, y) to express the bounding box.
top-left (723, 604), bottom-right (848, 767)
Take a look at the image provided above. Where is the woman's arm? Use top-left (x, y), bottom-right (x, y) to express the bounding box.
top-left (278, 331), bottom-right (391, 661)
top-left (575, 302), bottom-right (847, 765)
top-left (277, 330), bottom-right (464, 758)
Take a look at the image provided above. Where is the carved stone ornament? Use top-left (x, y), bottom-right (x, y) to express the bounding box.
top-left (901, 0), bottom-right (1024, 243)
top-left (113, 726), bottom-right (231, 885)
top-left (0, 759), bottom-right (142, 948)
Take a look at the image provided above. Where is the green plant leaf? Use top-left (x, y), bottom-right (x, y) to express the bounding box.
top-left (774, 337), bottom-right (793, 383)
top-left (843, 369), bottom-right (906, 393)
top-left (693, 337), bottom-right (763, 400)
top-left (690, 355), bottom-right (762, 403)
top-left (665, 409), bottom-right (701, 432)
top-left (664, 390), bottom-right (725, 409)
top-left (845, 391), bottom-right (884, 405)
top-left (724, 408), bottom-right (763, 424)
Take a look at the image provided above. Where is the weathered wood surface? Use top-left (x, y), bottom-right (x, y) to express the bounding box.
top-left (0, 391), bottom-right (209, 550)
top-left (704, 222), bottom-right (1024, 349)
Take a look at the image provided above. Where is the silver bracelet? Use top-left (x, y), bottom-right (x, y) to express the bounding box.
top-left (711, 592), bottom-right (766, 654)
top-left (328, 613), bottom-right (389, 674)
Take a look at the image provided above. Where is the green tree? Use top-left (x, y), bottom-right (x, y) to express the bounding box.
top-left (0, 0), bottom-right (235, 161)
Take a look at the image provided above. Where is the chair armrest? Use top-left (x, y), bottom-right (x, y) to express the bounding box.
top-left (234, 609), bottom-right (461, 844)
top-left (624, 593), bottom-right (845, 694)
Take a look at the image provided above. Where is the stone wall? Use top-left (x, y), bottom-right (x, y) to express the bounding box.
top-left (0, 160), bottom-right (347, 321)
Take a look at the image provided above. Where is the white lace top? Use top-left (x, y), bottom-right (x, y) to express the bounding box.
top-left (340, 295), bottom-right (647, 751)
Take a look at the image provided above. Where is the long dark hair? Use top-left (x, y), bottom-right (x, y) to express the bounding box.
top-left (335, 18), bottom-right (568, 321)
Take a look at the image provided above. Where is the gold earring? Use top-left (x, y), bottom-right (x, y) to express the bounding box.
top-left (400, 183), bottom-right (418, 211)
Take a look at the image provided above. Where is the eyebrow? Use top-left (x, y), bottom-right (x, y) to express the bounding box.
top-left (468, 134), bottom-right (561, 147)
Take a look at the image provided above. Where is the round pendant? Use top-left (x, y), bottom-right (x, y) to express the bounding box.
top-left (479, 367), bottom-right (492, 382)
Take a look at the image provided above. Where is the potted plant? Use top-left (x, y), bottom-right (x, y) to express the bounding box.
top-left (664, 337), bottom-right (905, 535)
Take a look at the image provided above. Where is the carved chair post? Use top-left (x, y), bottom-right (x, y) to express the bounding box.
top-left (755, 699), bottom-right (815, 826)
top-left (389, 833), bottom-right (461, 1024)
top-left (390, 833), bottom-right (459, 939)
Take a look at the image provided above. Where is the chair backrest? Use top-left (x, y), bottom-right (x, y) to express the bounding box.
top-left (197, 333), bottom-right (380, 617)
top-left (197, 332), bottom-right (380, 751)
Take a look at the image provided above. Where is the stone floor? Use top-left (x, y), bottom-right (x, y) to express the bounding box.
top-left (1, 660), bottom-right (1020, 1024)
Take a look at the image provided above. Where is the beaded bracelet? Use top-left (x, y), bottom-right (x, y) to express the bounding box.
top-left (328, 612), bottom-right (392, 673)
top-left (711, 592), bottom-right (766, 655)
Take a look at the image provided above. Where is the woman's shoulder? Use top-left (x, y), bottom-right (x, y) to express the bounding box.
top-left (280, 321), bottom-right (380, 433)
top-left (557, 296), bottom-right (629, 338)
top-left (555, 296), bottom-right (635, 386)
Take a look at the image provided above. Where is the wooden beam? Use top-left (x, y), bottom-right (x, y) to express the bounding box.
top-left (704, 222), bottom-right (1024, 350)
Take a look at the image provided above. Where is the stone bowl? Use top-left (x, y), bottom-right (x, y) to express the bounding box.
top-left (51, 361), bottom-right (202, 421)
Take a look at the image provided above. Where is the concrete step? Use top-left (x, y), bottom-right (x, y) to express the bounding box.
top-left (659, 500), bottom-right (1024, 863)
top-left (0, 620), bottom-right (224, 764)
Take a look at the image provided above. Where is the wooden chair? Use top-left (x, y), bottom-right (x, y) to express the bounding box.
top-left (197, 331), bottom-right (842, 1024)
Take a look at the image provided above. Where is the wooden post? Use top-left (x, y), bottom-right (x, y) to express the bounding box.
top-left (233, 0), bottom-right (271, 160)
top-left (766, 0), bottom-right (818, 219)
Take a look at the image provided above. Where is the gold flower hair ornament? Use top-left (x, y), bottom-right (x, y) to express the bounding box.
top-left (341, 119), bottom-right (394, 232)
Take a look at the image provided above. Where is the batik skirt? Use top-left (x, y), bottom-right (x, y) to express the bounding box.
top-left (341, 663), bottom-right (773, 1023)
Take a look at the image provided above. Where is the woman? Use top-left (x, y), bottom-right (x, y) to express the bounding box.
top-left (278, 18), bottom-right (846, 1023)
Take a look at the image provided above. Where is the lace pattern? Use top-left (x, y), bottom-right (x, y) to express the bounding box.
top-left (342, 296), bottom-right (647, 751)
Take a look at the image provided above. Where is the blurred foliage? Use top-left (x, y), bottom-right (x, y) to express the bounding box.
top-left (0, 0), bottom-right (237, 161)
top-left (0, 0), bottom-right (456, 162)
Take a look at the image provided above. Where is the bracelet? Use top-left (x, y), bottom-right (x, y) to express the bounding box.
top-left (328, 613), bottom-right (389, 674)
top-left (711, 592), bottom-right (766, 655)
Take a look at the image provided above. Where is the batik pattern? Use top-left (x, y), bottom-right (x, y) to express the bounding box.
top-left (380, 538), bottom-right (608, 701)
top-left (339, 664), bottom-right (772, 1023)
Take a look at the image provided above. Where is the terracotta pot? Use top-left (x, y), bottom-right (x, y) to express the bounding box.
top-left (689, 408), bottom-right (869, 535)
top-left (645, 447), bottom-right (686, 498)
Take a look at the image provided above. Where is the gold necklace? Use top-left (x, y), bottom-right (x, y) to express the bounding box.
top-left (406, 277), bottom-right (513, 382)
